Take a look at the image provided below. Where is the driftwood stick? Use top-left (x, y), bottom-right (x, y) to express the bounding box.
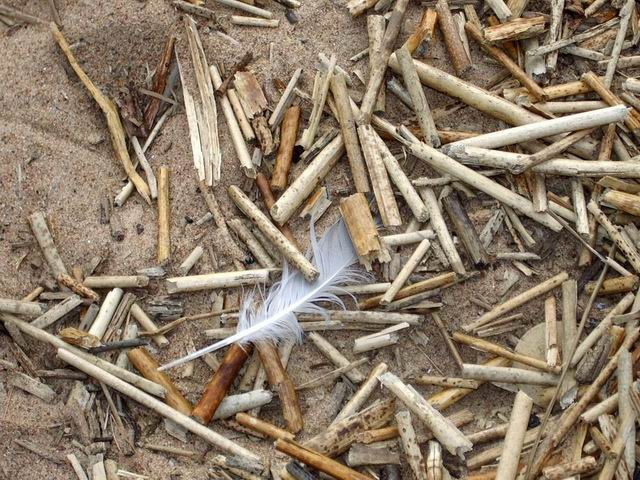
top-left (517, 128), bottom-right (595, 175)
top-left (255, 173), bottom-right (298, 247)
top-left (228, 219), bottom-right (276, 268)
top-left (484, 16), bottom-right (545, 43)
top-left (51, 25), bottom-right (150, 203)
top-left (29, 211), bottom-right (69, 278)
top-left (464, 272), bottom-right (568, 332)
top-left (84, 275), bottom-right (149, 288)
top-left (367, 15), bottom-right (386, 114)
top-left (396, 410), bottom-right (428, 480)
top-left (228, 186), bottom-right (317, 280)
top-left (442, 191), bottom-right (488, 267)
top-left (359, 272), bottom-right (454, 310)
top-left (466, 22), bottom-right (545, 101)
top-left (308, 332), bottom-right (366, 383)
top-left (403, 8), bottom-right (438, 53)
top-left (453, 332), bottom-right (559, 373)
top-left (381, 240), bottom-right (432, 304)
top-left (128, 347), bottom-right (193, 414)
top-left (379, 372), bottom-right (472, 458)
top-left (396, 46), bottom-right (439, 147)
top-left (57, 348), bottom-right (257, 460)
top-left (256, 341), bottom-right (303, 433)
top-left (192, 343), bottom-right (253, 424)
top-left (461, 364), bottom-right (559, 385)
top-left (545, 296), bottom-right (559, 368)
top-left (270, 135), bottom-right (345, 225)
top-left (603, 0), bottom-right (635, 88)
top-left (235, 412), bottom-right (295, 441)
top-left (495, 391), bottom-right (533, 480)
top-left (436, 0), bottom-right (471, 77)
top-left (333, 363), bottom-right (388, 423)
top-left (421, 187), bottom-right (465, 274)
top-left (271, 106), bottom-right (301, 191)
top-left (269, 68), bottom-right (302, 129)
top-left (407, 141), bottom-right (563, 231)
top-left (331, 73), bottom-right (369, 193)
top-left (359, 0), bottom-right (410, 120)
top-left (299, 57), bottom-right (335, 150)
top-left (617, 348), bottom-right (634, 471)
top-left (157, 166), bottom-right (171, 263)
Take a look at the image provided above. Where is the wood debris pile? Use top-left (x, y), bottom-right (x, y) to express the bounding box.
top-left (2, 0), bottom-right (640, 478)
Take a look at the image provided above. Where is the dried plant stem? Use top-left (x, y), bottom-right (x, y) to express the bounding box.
top-left (495, 391), bottom-right (533, 480)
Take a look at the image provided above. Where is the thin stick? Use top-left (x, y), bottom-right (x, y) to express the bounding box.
top-left (157, 167), bottom-right (170, 263)
top-left (381, 240), bottom-right (432, 304)
top-left (604, 0), bottom-right (635, 88)
top-left (29, 212), bottom-right (69, 278)
top-left (333, 363), bottom-right (388, 423)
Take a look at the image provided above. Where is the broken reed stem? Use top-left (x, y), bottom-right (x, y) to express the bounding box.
top-left (157, 166), bottom-right (171, 263)
top-left (495, 391), bottom-right (533, 480)
top-left (333, 363), bottom-right (388, 423)
top-left (51, 24), bottom-right (150, 204)
top-left (359, 0), bottom-right (409, 120)
top-left (403, 8), bottom-right (438, 54)
top-left (367, 15), bottom-right (386, 114)
top-left (461, 364), bottom-right (560, 385)
top-left (381, 239), bottom-right (431, 304)
top-left (192, 343), bottom-right (252, 424)
top-left (359, 272), bottom-right (455, 310)
top-left (465, 22), bottom-right (545, 102)
top-left (228, 185), bottom-right (318, 281)
top-left (57, 348), bottom-right (257, 460)
top-left (299, 56), bottom-right (335, 150)
top-left (544, 296), bottom-right (559, 368)
top-left (396, 46), bottom-right (439, 147)
top-left (331, 73), bottom-right (370, 193)
top-left (396, 410), bottom-right (428, 480)
top-left (255, 172), bottom-right (299, 247)
top-left (271, 106), bottom-right (301, 191)
top-left (256, 341), bottom-right (303, 433)
top-left (235, 412), bottom-right (295, 441)
top-left (128, 347), bottom-right (193, 414)
top-left (29, 211), bottom-right (69, 278)
top-left (464, 272), bottom-right (568, 332)
top-left (435, 0), bottom-right (471, 77)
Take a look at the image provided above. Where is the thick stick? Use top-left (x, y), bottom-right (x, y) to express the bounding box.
top-left (403, 8), bottom-right (438, 53)
top-left (192, 343), bottom-right (252, 424)
top-left (128, 348), bottom-right (193, 414)
top-left (445, 105), bottom-right (627, 151)
top-left (379, 372), bottom-right (472, 458)
top-left (256, 341), bottom-right (303, 433)
top-left (270, 135), bottom-right (345, 225)
top-left (359, 0), bottom-right (410, 120)
top-left (271, 106), bottom-right (301, 191)
top-left (396, 410), bottom-right (428, 480)
top-left (484, 16), bottom-right (545, 43)
top-left (57, 348), bottom-right (257, 460)
top-left (435, 0), bottom-right (471, 77)
top-left (462, 364), bottom-right (559, 385)
top-left (396, 46), bottom-right (439, 147)
top-left (331, 74), bottom-right (369, 193)
top-left (406, 141), bottom-right (563, 231)
top-left (229, 186), bottom-right (318, 281)
top-left (367, 15), bottom-right (386, 114)
top-left (495, 391), bottom-right (533, 480)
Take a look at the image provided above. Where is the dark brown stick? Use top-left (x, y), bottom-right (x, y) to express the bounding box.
top-left (144, 34), bottom-right (175, 131)
top-left (271, 106), bottom-right (301, 191)
top-left (442, 191), bottom-right (488, 266)
top-left (191, 343), bottom-right (252, 424)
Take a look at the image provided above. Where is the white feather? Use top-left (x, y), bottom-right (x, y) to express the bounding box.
top-left (159, 220), bottom-right (365, 371)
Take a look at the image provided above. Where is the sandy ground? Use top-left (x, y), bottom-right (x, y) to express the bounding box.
top-left (0, 0), bottom-right (621, 478)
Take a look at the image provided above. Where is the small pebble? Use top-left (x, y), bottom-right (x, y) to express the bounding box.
top-left (285, 9), bottom-right (299, 24)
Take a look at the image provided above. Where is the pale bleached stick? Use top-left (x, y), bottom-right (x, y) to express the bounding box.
top-left (367, 15), bottom-right (386, 114)
top-left (31, 295), bottom-right (83, 329)
top-left (333, 363), bottom-right (388, 423)
top-left (396, 410), bottom-right (428, 480)
top-left (617, 349), bottom-right (635, 471)
top-left (308, 332), bottom-right (366, 383)
top-left (545, 0), bottom-right (564, 71)
top-left (298, 56), bottom-right (335, 150)
top-left (464, 272), bottom-right (568, 332)
top-left (382, 230), bottom-right (434, 247)
top-left (603, 0), bottom-right (635, 88)
top-left (420, 188), bottom-right (465, 274)
top-left (230, 16), bottom-right (279, 27)
top-left (178, 245), bottom-right (204, 276)
top-left (462, 364), bottom-right (560, 385)
top-left (443, 105), bottom-right (628, 151)
top-left (269, 68), bottom-right (302, 129)
top-left (358, 124), bottom-right (402, 226)
top-left (209, 65), bottom-right (253, 177)
top-left (396, 46), bottom-right (439, 147)
top-left (227, 88), bottom-right (255, 142)
top-left (228, 219), bottom-right (276, 269)
top-left (379, 372), bottom-right (472, 458)
top-left (331, 73), bottom-right (369, 193)
top-left (88, 288), bottom-right (123, 340)
top-left (84, 276), bottom-right (149, 288)
top-left (406, 141), bottom-right (563, 231)
top-left (544, 296), bottom-right (559, 368)
top-left (131, 137), bottom-right (157, 199)
top-left (29, 211), bottom-right (69, 278)
top-left (270, 135), bottom-right (345, 225)
top-left (588, 200), bottom-right (640, 273)
top-left (130, 303), bottom-right (169, 347)
top-left (381, 239), bottom-right (432, 305)
top-left (177, 54), bottom-right (205, 182)
top-left (449, 145), bottom-right (640, 178)
top-left (495, 391), bottom-right (533, 480)
top-left (485, 0), bottom-right (512, 21)
top-left (212, 0), bottom-right (273, 18)
top-left (0, 299), bottom-right (45, 318)
top-left (166, 269), bottom-right (274, 293)
top-left (3, 315), bottom-right (165, 397)
top-left (57, 348), bottom-right (259, 460)
top-left (571, 180), bottom-right (589, 237)
top-left (228, 186), bottom-right (318, 281)
top-left (359, 0), bottom-right (409, 120)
